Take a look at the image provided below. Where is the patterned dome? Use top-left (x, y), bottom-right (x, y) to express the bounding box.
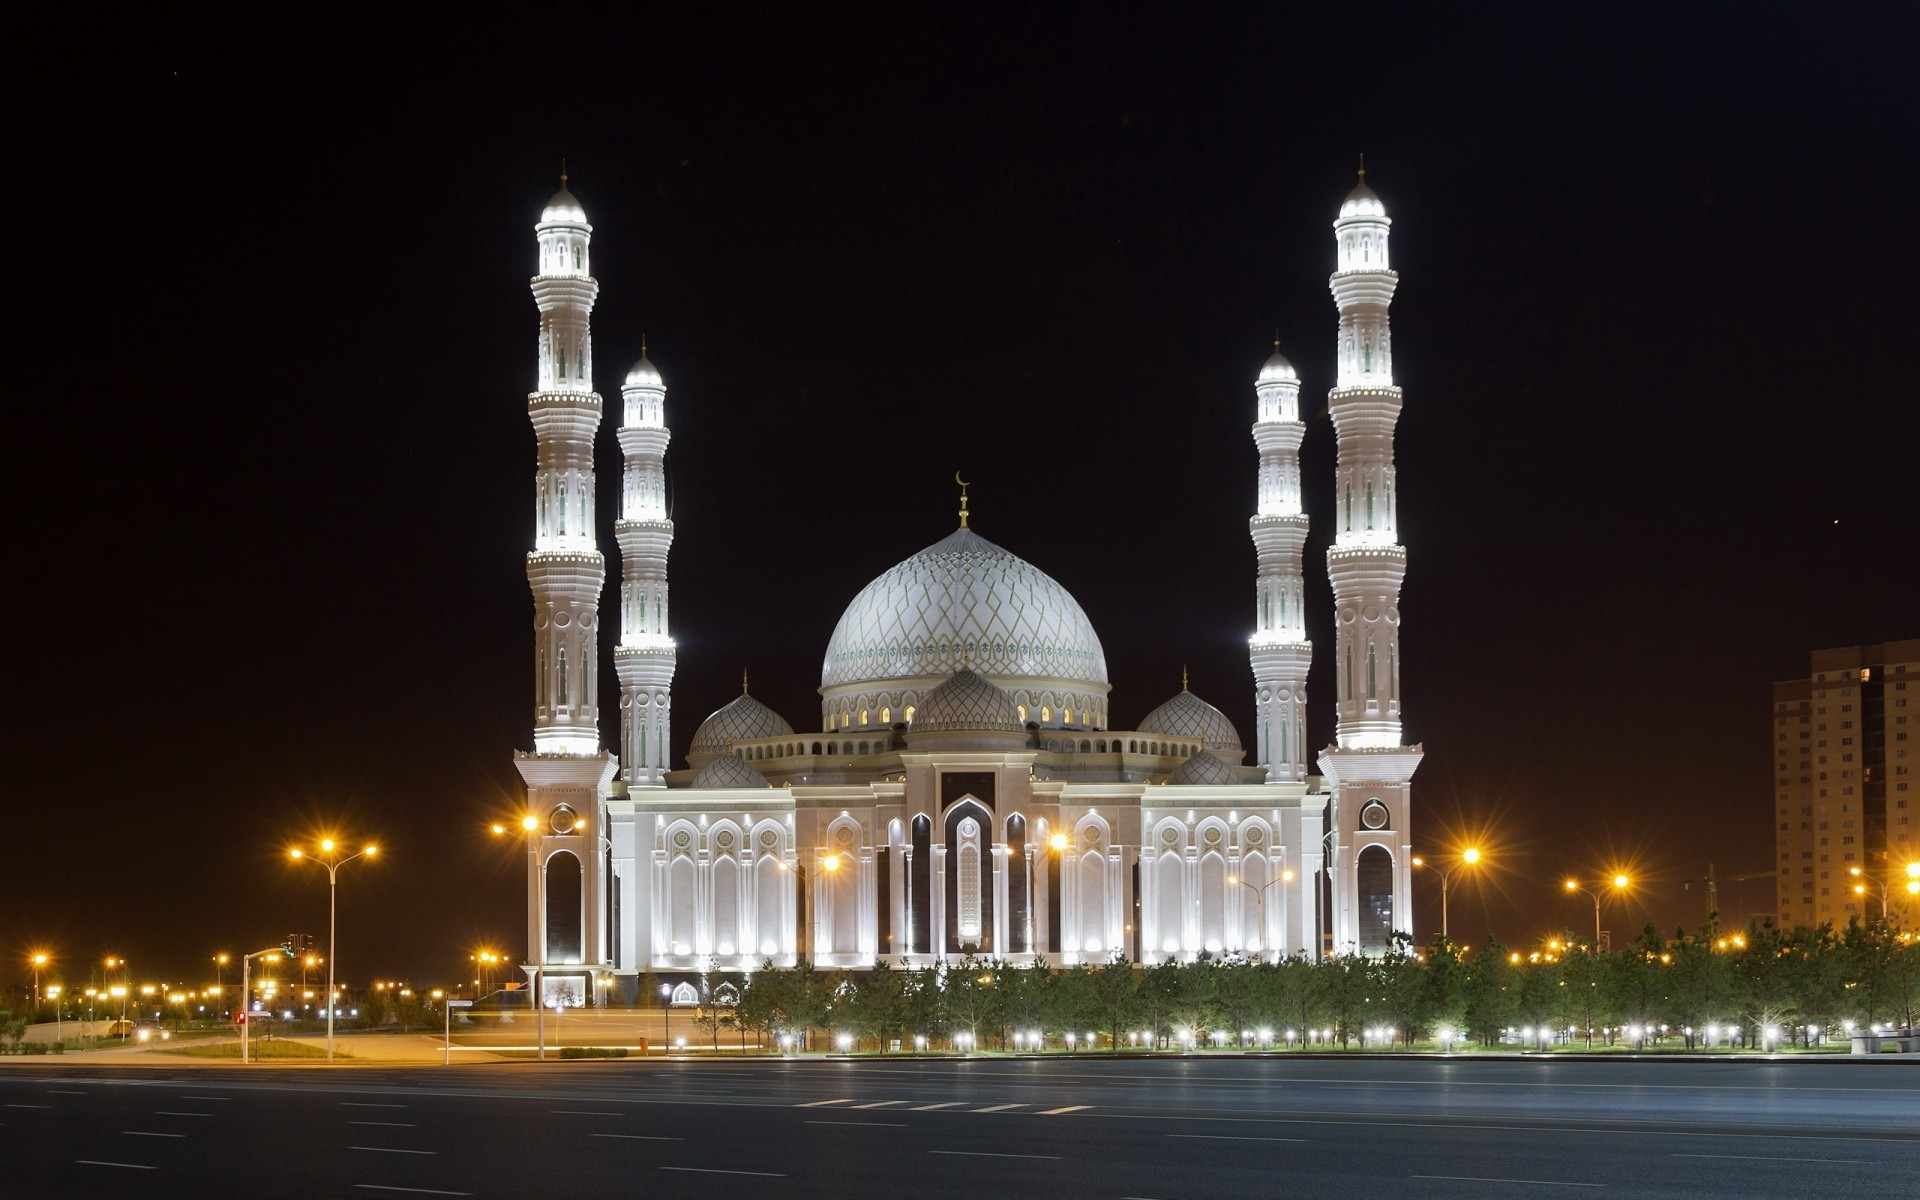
top-left (689, 692), bottom-right (794, 759)
top-left (690, 754), bottom-right (769, 789)
top-left (1137, 687), bottom-right (1242, 752)
top-left (821, 527), bottom-right (1109, 728)
top-left (540, 186), bottom-right (588, 226)
top-left (912, 669), bottom-right (1024, 733)
top-left (1166, 751), bottom-right (1239, 786)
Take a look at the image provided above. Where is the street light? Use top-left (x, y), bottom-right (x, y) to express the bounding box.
top-left (1412, 847), bottom-right (1484, 940)
top-left (290, 838), bottom-right (379, 1063)
top-left (1850, 863), bottom-right (1920, 921)
top-left (29, 953), bottom-right (48, 1011)
top-left (1564, 874), bottom-right (1630, 949)
top-left (661, 983), bottom-right (674, 1054)
top-left (493, 815), bottom-right (550, 1060)
top-left (1226, 871), bottom-right (1293, 961)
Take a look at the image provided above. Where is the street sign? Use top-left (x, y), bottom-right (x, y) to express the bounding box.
top-left (447, 1000), bottom-right (474, 1008)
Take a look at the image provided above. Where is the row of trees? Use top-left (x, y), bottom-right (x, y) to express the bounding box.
top-left (724, 919), bottom-right (1920, 1052)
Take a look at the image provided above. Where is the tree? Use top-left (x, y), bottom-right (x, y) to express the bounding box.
top-left (1265, 954), bottom-right (1326, 1045)
top-left (1375, 934), bottom-right (1433, 1045)
top-left (1089, 956), bottom-right (1140, 1048)
top-left (1317, 951), bottom-right (1374, 1048)
top-left (1461, 937), bottom-right (1519, 1046)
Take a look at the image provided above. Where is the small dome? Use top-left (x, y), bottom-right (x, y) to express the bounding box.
top-left (912, 669), bottom-right (1024, 734)
top-left (1138, 687), bottom-right (1242, 752)
top-left (1338, 176), bottom-right (1386, 219)
top-left (690, 755), bottom-right (770, 790)
top-left (541, 186), bottom-right (589, 226)
top-left (624, 355), bottom-right (664, 390)
top-left (1257, 349), bottom-right (1297, 384)
top-left (689, 692), bottom-right (794, 759)
top-left (1166, 751), bottom-right (1239, 786)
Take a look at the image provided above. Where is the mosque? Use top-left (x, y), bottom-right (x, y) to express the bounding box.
top-left (511, 170), bottom-right (1420, 1004)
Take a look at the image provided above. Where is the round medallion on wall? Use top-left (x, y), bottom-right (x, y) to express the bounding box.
top-left (673, 829), bottom-right (692, 850)
top-left (549, 804), bottom-right (578, 835)
top-left (836, 825), bottom-right (856, 847)
top-left (716, 829), bottom-right (734, 850)
top-left (1160, 827), bottom-right (1179, 847)
top-left (554, 612), bottom-right (571, 627)
top-left (1203, 826), bottom-right (1222, 846)
top-left (760, 829), bottom-right (779, 849)
top-left (1244, 825), bottom-right (1264, 845)
top-left (959, 816), bottom-right (979, 838)
top-left (1360, 800), bottom-right (1390, 831)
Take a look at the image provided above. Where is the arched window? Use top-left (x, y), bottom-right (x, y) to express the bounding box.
top-left (545, 851), bottom-right (583, 964)
top-left (1017, 705), bottom-right (1028, 721)
top-left (1041, 706), bottom-right (1052, 723)
top-left (880, 706), bottom-right (891, 724)
top-left (904, 705), bottom-right (915, 724)
top-left (1356, 845), bottom-right (1394, 953)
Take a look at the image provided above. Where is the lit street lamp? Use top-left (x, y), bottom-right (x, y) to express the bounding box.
top-left (1412, 847), bottom-right (1484, 940)
top-left (1851, 862), bottom-right (1920, 921)
top-left (1226, 870), bottom-right (1294, 960)
top-left (493, 814), bottom-right (560, 1061)
top-left (29, 953), bottom-right (48, 1011)
top-left (290, 837), bottom-right (379, 1063)
top-left (1564, 874), bottom-right (1630, 949)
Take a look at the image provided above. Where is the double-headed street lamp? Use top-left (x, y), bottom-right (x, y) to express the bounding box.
top-left (1226, 870), bottom-right (1295, 960)
top-left (1850, 862), bottom-right (1920, 921)
top-left (1564, 873), bottom-right (1630, 949)
top-left (290, 838), bottom-right (379, 1063)
top-left (1412, 848), bottom-right (1484, 940)
top-left (493, 813), bottom-right (580, 1061)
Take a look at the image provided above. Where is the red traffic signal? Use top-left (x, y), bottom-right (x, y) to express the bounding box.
top-left (234, 1011), bottom-right (248, 1024)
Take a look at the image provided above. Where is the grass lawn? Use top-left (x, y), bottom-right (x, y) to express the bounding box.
top-left (160, 1039), bottom-right (342, 1060)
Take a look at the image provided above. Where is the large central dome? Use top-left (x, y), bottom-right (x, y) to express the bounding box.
top-left (820, 527), bottom-right (1110, 732)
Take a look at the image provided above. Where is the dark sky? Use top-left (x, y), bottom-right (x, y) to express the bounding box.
top-left (6, 5), bottom-right (1915, 990)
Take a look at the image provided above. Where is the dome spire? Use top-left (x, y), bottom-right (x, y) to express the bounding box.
top-left (1182, 663), bottom-right (1190, 691)
top-left (1356, 152), bottom-right (1365, 184)
top-left (560, 158), bottom-right (569, 188)
top-left (742, 667), bottom-right (750, 695)
top-left (955, 471), bottom-right (971, 529)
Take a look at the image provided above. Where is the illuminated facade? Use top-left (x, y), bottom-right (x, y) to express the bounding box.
top-left (512, 172), bottom-right (1423, 1001)
top-left (1318, 168), bottom-right (1423, 955)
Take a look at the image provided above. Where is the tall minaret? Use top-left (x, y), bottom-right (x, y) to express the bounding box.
top-left (614, 347), bottom-right (676, 788)
top-left (1318, 163), bottom-right (1423, 954)
top-left (516, 175), bottom-right (617, 990)
top-left (1249, 342), bottom-right (1311, 782)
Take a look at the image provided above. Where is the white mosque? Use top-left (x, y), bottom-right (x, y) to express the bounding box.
top-left (511, 169), bottom-right (1421, 1004)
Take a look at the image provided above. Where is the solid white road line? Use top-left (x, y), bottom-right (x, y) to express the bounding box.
top-left (77, 1161), bottom-right (156, 1170)
top-left (659, 1166), bottom-right (786, 1177)
top-left (179, 1095), bottom-right (231, 1101)
top-left (153, 1112), bottom-right (213, 1117)
top-left (909, 1102), bottom-right (964, 1111)
top-left (1409, 1175), bottom-right (1603, 1188)
top-left (593, 1134), bottom-right (684, 1140)
top-left (351, 1147), bottom-right (438, 1155)
top-left (930, 1150), bottom-right (1061, 1160)
top-left (551, 1110), bottom-right (622, 1116)
top-left (5, 1104), bottom-right (49, 1109)
top-left (342, 1102), bottom-right (408, 1108)
top-left (1170, 1133), bottom-right (1308, 1143)
top-left (971, 1103), bottom-right (1026, 1112)
top-left (349, 1121), bottom-right (417, 1127)
top-left (1039, 1105), bottom-right (1091, 1115)
top-left (123, 1132), bottom-right (185, 1138)
top-left (806, 1120), bottom-right (907, 1128)
top-left (353, 1186), bottom-right (472, 1196)
top-left (1670, 1153), bottom-right (1870, 1164)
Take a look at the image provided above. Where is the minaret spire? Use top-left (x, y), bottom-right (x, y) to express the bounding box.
top-left (955, 471), bottom-right (971, 529)
top-left (1319, 166), bottom-right (1422, 955)
top-left (614, 328), bottom-right (676, 788)
top-left (1248, 336), bottom-right (1310, 783)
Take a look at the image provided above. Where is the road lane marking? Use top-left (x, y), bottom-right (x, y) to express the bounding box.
top-left (798, 1098), bottom-right (856, 1107)
top-left (124, 1132), bottom-right (186, 1138)
top-left (593, 1134), bottom-right (684, 1140)
top-left (6, 1104), bottom-right (49, 1109)
top-left (77, 1161), bottom-right (156, 1170)
top-left (354, 1187), bottom-right (472, 1196)
top-left (660, 1167), bottom-right (786, 1177)
top-left (910, 1102), bottom-right (964, 1110)
top-left (852, 1100), bottom-right (906, 1109)
top-left (806, 1120), bottom-right (907, 1128)
top-left (552, 1110), bottom-right (622, 1115)
top-left (179, 1096), bottom-right (231, 1101)
top-left (351, 1147), bottom-right (438, 1155)
top-left (971, 1103), bottom-right (1026, 1112)
top-left (47, 1090), bottom-right (88, 1095)
top-left (1171, 1133), bottom-right (1308, 1143)
top-left (349, 1121), bottom-right (417, 1127)
top-left (154, 1112), bottom-right (213, 1117)
top-left (1040, 1105), bottom-right (1091, 1115)
top-left (1670, 1153), bottom-right (1869, 1164)
top-left (930, 1150), bottom-right (1061, 1160)
top-left (1410, 1175), bottom-right (1602, 1188)
top-left (342, 1102), bottom-right (408, 1108)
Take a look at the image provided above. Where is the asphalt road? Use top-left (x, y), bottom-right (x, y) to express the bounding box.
top-left (2, 1056), bottom-right (1915, 1198)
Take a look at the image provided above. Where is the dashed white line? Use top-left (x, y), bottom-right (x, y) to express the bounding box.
top-left (1039, 1105), bottom-right (1091, 1115)
top-left (351, 1146), bottom-right (438, 1155)
top-left (552, 1109), bottom-right (622, 1116)
top-left (797, 1098), bottom-right (856, 1107)
top-left (806, 1120), bottom-right (907, 1128)
top-left (660, 1166), bottom-right (786, 1177)
top-left (910, 1101), bottom-right (964, 1111)
top-left (930, 1149), bottom-right (1061, 1160)
top-left (180, 1095), bottom-right (231, 1101)
top-left (852, 1100), bottom-right (906, 1109)
top-left (5, 1104), bottom-right (49, 1109)
top-left (349, 1121), bottom-right (416, 1127)
top-left (77, 1161), bottom-right (156, 1170)
top-left (46, 1090), bottom-right (88, 1095)
top-left (1410, 1175), bottom-right (1602, 1189)
top-left (353, 1187), bottom-right (471, 1196)
top-left (593, 1133), bottom-right (684, 1141)
top-left (153, 1112), bottom-right (213, 1117)
top-left (123, 1132), bottom-right (185, 1138)
top-left (971, 1103), bottom-right (1026, 1113)
top-left (342, 1102), bottom-right (408, 1108)
top-left (1171, 1133), bottom-right (1308, 1143)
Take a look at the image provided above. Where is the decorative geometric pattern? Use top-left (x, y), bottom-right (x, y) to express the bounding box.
top-left (1166, 751), bottom-right (1239, 786)
top-left (1137, 689), bottom-right (1243, 751)
top-left (690, 754), bottom-right (769, 789)
top-left (689, 693), bottom-right (794, 757)
top-left (912, 669), bottom-right (1024, 733)
top-left (821, 528), bottom-right (1109, 692)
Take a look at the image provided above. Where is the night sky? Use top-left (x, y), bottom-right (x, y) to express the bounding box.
top-left (7, 6), bottom-right (1915, 990)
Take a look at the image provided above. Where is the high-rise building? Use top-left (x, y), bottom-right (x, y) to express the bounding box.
top-left (1772, 639), bottom-right (1920, 928)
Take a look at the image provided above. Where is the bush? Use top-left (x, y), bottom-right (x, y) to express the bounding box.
top-left (558, 1046), bottom-right (629, 1059)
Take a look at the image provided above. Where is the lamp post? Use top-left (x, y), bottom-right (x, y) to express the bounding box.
top-left (1226, 871), bottom-right (1293, 961)
top-left (1564, 874), bottom-right (1630, 950)
top-left (493, 815), bottom-right (550, 1060)
top-left (29, 953), bottom-right (48, 1012)
top-left (290, 838), bottom-right (379, 1063)
top-left (1850, 863), bottom-right (1920, 921)
top-left (1413, 848), bottom-right (1484, 940)
top-left (661, 983), bottom-right (674, 1054)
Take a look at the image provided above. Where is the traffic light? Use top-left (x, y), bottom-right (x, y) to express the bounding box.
top-left (280, 933), bottom-right (316, 958)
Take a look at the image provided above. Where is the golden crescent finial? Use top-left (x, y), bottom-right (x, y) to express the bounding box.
top-left (1357, 152), bottom-right (1366, 183)
top-left (955, 472), bottom-right (971, 529)
top-left (560, 158), bottom-right (569, 188)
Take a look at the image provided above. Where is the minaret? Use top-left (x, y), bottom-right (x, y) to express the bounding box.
top-left (614, 344), bottom-right (676, 788)
top-left (1249, 341), bottom-right (1310, 782)
top-left (1318, 163), bottom-right (1423, 954)
top-left (516, 175), bottom-right (617, 992)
